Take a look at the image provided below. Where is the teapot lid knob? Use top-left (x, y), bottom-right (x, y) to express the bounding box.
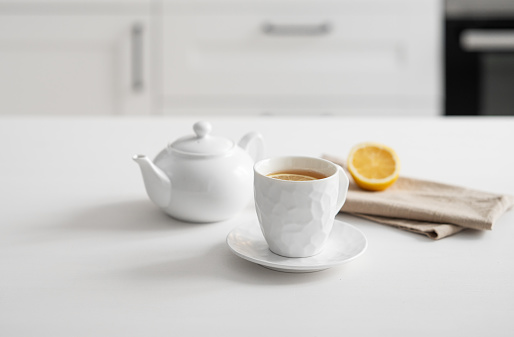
top-left (168, 121), bottom-right (234, 156)
top-left (193, 121), bottom-right (212, 138)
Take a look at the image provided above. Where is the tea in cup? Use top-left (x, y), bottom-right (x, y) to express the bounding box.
top-left (254, 156), bottom-right (349, 258)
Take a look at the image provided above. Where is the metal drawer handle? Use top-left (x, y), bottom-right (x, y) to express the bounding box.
top-left (262, 22), bottom-right (332, 36)
top-left (461, 29), bottom-right (514, 52)
top-left (131, 23), bottom-right (144, 92)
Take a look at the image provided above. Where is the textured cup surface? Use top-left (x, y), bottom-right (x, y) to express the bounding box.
top-left (254, 157), bottom-right (348, 258)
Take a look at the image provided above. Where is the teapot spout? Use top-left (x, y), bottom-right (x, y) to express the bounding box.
top-left (133, 155), bottom-right (171, 209)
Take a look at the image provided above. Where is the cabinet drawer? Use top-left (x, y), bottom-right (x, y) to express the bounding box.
top-left (162, 1), bottom-right (439, 108)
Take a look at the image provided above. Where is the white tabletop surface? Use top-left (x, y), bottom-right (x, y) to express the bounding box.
top-left (1, 116), bottom-right (514, 336)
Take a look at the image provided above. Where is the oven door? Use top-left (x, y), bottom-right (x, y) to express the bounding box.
top-left (445, 19), bottom-right (514, 115)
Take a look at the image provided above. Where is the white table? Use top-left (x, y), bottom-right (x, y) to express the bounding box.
top-left (1, 116), bottom-right (514, 336)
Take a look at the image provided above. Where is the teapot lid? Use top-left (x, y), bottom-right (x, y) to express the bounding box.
top-left (169, 121), bottom-right (234, 156)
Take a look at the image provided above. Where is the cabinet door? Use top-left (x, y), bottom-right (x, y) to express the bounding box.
top-left (0, 15), bottom-right (153, 115)
top-left (162, 1), bottom-right (440, 115)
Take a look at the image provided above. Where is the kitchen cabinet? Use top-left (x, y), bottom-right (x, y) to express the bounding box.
top-left (0, 10), bottom-right (154, 115)
top-left (161, 0), bottom-right (441, 115)
top-left (0, 0), bottom-right (441, 116)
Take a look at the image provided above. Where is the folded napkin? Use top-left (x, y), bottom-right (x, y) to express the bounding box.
top-left (323, 154), bottom-right (514, 239)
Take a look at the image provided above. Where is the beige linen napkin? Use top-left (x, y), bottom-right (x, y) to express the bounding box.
top-left (323, 154), bottom-right (514, 239)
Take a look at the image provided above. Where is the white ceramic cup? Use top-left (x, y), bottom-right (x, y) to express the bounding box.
top-left (254, 156), bottom-right (349, 258)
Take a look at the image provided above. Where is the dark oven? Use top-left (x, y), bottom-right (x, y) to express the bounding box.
top-left (445, 0), bottom-right (514, 115)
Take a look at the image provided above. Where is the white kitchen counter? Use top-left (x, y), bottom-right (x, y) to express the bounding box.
top-left (1, 116), bottom-right (513, 336)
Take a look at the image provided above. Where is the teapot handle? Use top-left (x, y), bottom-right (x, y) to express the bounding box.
top-left (238, 132), bottom-right (264, 162)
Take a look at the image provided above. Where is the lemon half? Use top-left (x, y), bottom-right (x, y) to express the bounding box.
top-left (347, 142), bottom-right (400, 191)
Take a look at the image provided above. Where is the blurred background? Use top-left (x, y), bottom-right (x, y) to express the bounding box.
top-left (0, 0), bottom-right (512, 117)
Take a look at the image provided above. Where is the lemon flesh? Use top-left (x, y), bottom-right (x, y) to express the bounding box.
top-left (347, 142), bottom-right (400, 191)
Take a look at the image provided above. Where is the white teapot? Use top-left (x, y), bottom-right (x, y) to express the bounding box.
top-left (133, 121), bottom-right (264, 222)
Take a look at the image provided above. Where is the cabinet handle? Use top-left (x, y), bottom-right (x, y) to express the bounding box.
top-left (262, 22), bottom-right (331, 36)
top-left (461, 29), bottom-right (514, 52)
top-left (131, 23), bottom-right (144, 92)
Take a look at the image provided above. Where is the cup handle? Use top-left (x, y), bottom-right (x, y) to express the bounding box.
top-left (333, 165), bottom-right (349, 218)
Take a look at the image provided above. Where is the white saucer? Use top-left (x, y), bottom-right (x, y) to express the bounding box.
top-left (226, 219), bottom-right (367, 273)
